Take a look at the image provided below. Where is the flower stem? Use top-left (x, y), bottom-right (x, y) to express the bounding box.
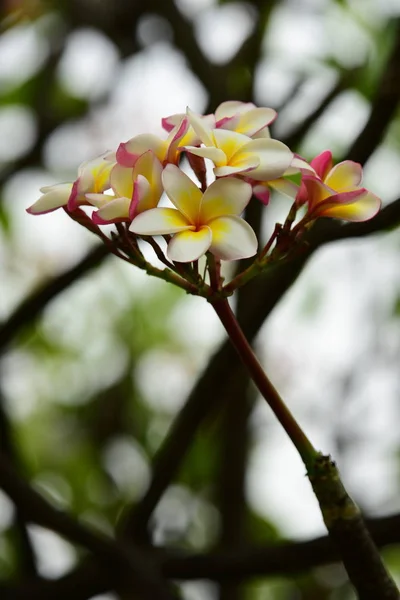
top-left (212, 297), bottom-right (400, 599)
top-left (211, 297), bottom-right (317, 466)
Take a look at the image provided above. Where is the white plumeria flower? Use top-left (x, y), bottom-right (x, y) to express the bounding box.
top-left (26, 152), bottom-right (115, 215)
top-left (67, 152), bottom-right (116, 211)
top-left (183, 108), bottom-right (293, 181)
top-left (86, 151), bottom-right (163, 224)
top-left (253, 155), bottom-right (314, 205)
top-left (129, 164), bottom-right (258, 263)
top-left (214, 100), bottom-right (276, 137)
top-left (26, 182), bottom-right (73, 215)
top-left (116, 117), bottom-right (189, 168)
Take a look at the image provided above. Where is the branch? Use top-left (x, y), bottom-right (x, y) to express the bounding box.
top-left (280, 67), bottom-right (362, 151)
top-left (122, 196), bottom-right (399, 540)
top-left (162, 513), bottom-right (400, 581)
top-left (0, 245), bottom-right (109, 355)
top-left (0, 439), bottom-right (177, 600)
top-left (0, 396), bottom-right (38, 578)
top-left (2, 513), bottom-right (400, 599)
top-left (346, 18), bottom-right (400, 164)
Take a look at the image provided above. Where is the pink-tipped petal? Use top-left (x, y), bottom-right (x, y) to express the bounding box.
top-left (215, 101), bottom-right (255, 121)
top-left (162, 164), bottom-right (202, 222)
top-left (208, 215), bottom-right (258, 261)
top-left (161, 114), bottom-right (184, 132)
top-left (253, 184), bottom-right (271, 205)
top-left (167, 226), bottom-right (212, 262)
top-left (310, 151), bottom-right (333, 180)
top-left (116, 142), bottom-right (137, 168)
top-left (301, 176), bottom-right (335, 211)
top-left (130, 174), bottom-right (152, 218)
top-left (199, 177), bottom-right (252, 222)
top-left (312, 190), bottom-right (381, 222)
top-left (167, 117), bottom-right (190, 163)
top-left (242, 138), bottom-right (293, 181)
top-left (67, 179), bottom-right (80, 211)
top-left (129, 207), bottom-right (193, 236)
top-left (117, 134), bottom-right (167, 167)
top-left (324, 160), bottom-right (363, 190)
top-left (27, 183), bottom-right (73, 215)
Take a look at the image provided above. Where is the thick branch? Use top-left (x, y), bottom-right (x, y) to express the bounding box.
top-left (2, 513), bottom-right (400, 600)
top-left (0, 455), bottom-right (177, 600)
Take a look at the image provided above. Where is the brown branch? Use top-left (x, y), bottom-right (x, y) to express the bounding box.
top-left (0, 454), bottom-right (178, 600)
top-left (2, 512), bottom-right (400, 599)
top-left (216, 200), bottom-right (263, 600)
top-left (122, 196), bottom-right (400, 541)
top-left (346, 18), bottom-right (400, 165)
top-left (0, 396), bottom-right (38, 578)
top-left (163, 513), bottom-right (400, 581)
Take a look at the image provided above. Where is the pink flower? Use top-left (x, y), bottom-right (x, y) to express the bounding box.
top-left (300, 151), bottom-right (381, 222)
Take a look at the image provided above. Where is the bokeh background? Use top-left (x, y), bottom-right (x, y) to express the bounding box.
top-left (0, 0), bottom-right (400, 599)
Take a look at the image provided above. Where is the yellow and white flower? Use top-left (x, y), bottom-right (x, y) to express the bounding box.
top-left (26, 152), bottom-right (115, 215)
top-left (183, 108), bottom-right (293, 181)
top-left (129, 164), bottom-right (258, 262)
top-left (87, 151), bottom-right (163, 224)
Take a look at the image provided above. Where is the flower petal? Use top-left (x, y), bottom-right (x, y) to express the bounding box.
top-left (223, 107), bottom-right (277, 137)
top-left (162, 113), bottom-right (184, 132)
top-left (213, 129), bottom-right (251, 161)
top-left (132, 150), bottom-right (163, 209)
top-left (241, 138), bottom-right (293, 181)
top-left (116, 134), bottom-right (167, 167)
top-left (111, 164), bottom-right (134, 199)
top-left (162, 164), bottom-right (202, 223)
top-left (214, 158), bottom-right (260, 177)
top-left (310, 151), bottom-right (333, 180)
top-left (324, 160), bottom-right (363, 190)
top-left (129, 207), bottom-right (193, 235)
top-left (313, 190), bottom-right (381, 222)
top-left (167, 227), bottom-right (212, 262)
top-left (26, 183), bottom-right (73, 215)
top-left (215, 101), bottom-right (255, 120)
top-left (130, 174), bottom-right (152, 219)
top-left (85, 193), bottom-right (114, 208)
top-left (208, 215), bottom-right (258, 260)
top-left (92, 197), bottom-right (130, 224)
top-left (199, 177), bottom-right (252, 222)
top-left (269, 177), bottom-right (299, 200)
top-left (167, 116), bottom-right (190, 163)
top-left (183, 145), bottom-right (227, 166)
top-left (186, 107), bottom-right (215, 147)
top-left (253, 184), bottom-right (270, 205)
top-left (285, 154), bottom-right (315, 176)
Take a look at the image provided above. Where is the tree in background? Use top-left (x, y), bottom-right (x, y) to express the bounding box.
top-left (0, 1), bottom-right (400, 599)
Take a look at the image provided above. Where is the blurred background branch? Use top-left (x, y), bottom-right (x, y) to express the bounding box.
top-left (0, 1), bottom-right (399, 599)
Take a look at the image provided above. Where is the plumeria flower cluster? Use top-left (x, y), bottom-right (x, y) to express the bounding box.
top-left (28, 101), bottom-right (381, 296)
